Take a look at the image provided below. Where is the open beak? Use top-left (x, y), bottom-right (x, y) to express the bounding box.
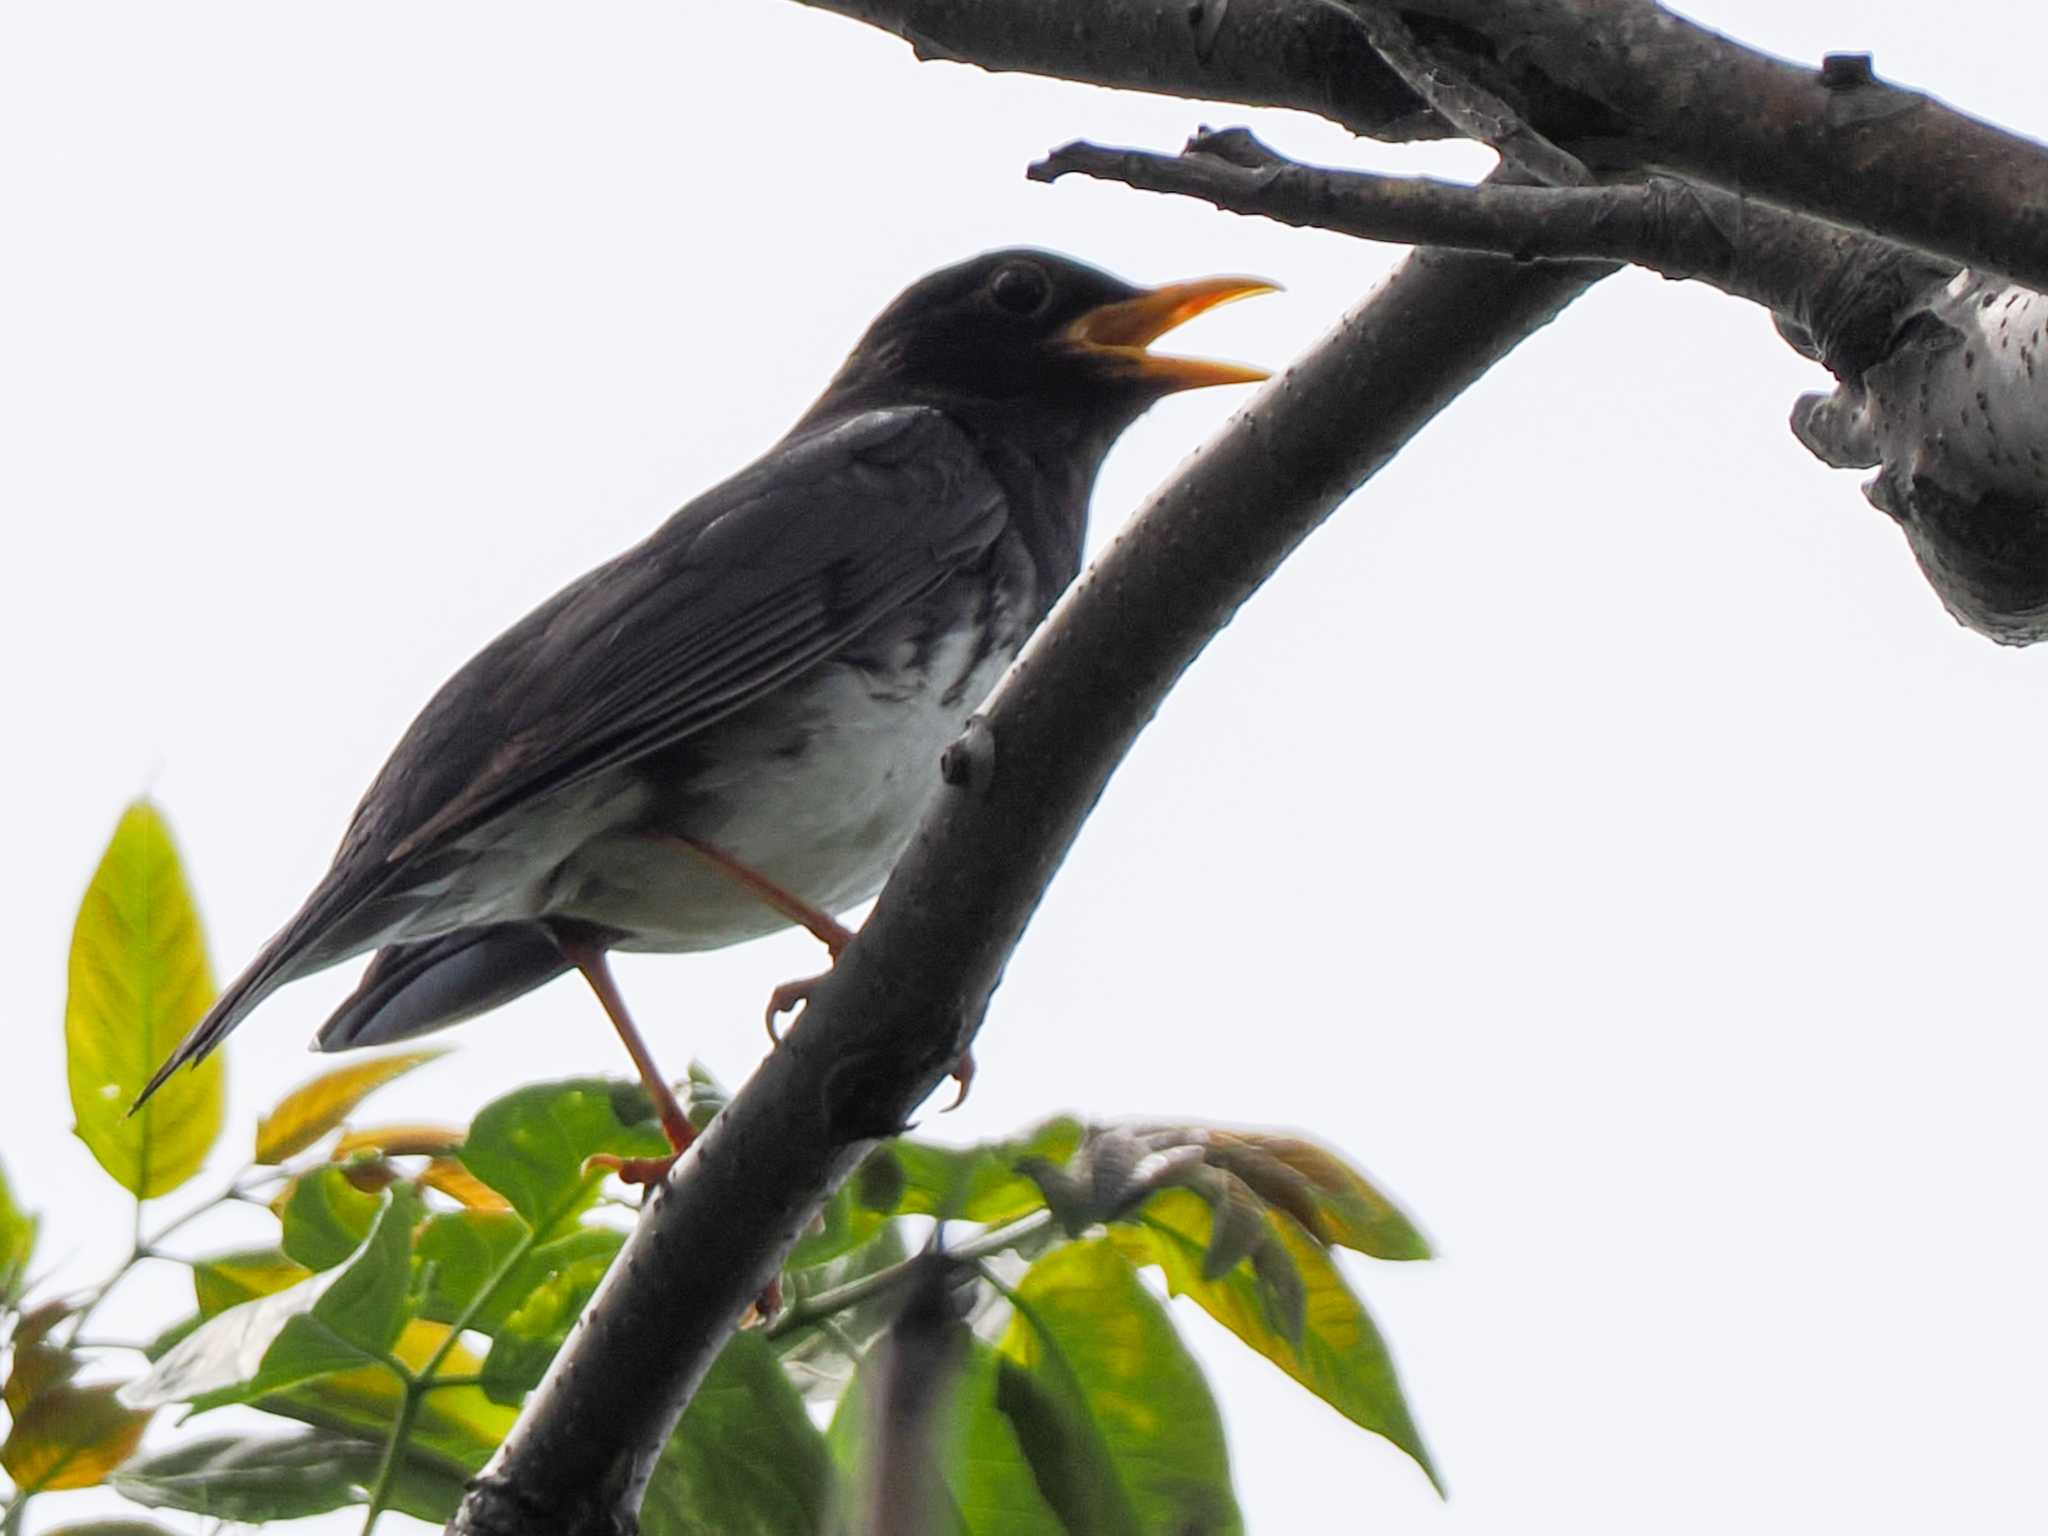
top-left (1063, 276), bottom-right (1277, 390)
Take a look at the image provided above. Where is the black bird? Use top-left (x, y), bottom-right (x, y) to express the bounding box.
top-left (136, 249), bottom-right (1271, 1178)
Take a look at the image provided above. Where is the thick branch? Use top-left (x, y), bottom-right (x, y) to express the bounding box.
top-left (789, 0), bottom-right (1450, 140)
top-left (448, 245), bottom-right (1610, 1535)
top-left (800, 0), bottom-right (2048, 293)
top-left (1398, 0), bottom-right (2048, 290)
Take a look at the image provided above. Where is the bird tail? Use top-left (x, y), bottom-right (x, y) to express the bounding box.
top-left (315, 924), bottom-right (568, 1052)
top-left (132, 923), bottom-right (309, 1110)
top-left (133, 870), bottom-right (391, 1111)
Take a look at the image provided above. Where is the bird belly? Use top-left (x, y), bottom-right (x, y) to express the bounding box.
top-left (546, 615), bottom-right (1022, 952)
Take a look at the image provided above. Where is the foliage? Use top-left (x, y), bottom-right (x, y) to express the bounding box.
top-left (0, 800), bottom-right (1438, 1533)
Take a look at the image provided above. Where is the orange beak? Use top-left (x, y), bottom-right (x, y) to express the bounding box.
top-left (1062, 276), bottom-right (1277, 390)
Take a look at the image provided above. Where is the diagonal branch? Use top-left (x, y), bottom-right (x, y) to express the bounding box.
top-left (447, 241), bottom-right (1611, 1535)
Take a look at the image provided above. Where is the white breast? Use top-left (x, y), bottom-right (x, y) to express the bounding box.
top-left (545, 619), bottom-right (1021, 952)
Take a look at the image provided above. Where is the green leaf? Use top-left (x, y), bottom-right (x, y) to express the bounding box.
top-left (640, 1333), bottom-right (833, 1536)
top-left (997, 1239), bottom-right (1241, 1536)
top-left (193, 1248), bottom-right (313, 1316)
top-left (256, 1050), bottom-right (447, 1164)
top-left (415, 1213), bottom-right (620, 1340)
top-left (112, 1429), bottom-right (469, 1525)
top-left (65, 800), bottom-right (222, 1199)
top-left (415, 1209), bottom-right (528, 1323)
top-left (874, 1118), bottom-right (1084, 1223)
top-left (1201, 1132), bottom-right (1431, 1260)
top-left (479, 1239), bottom-right (619, 1403)
top-left (259, 1320), bottom-right (514, 1473)
top-left (5, 1304), bottom-right (80, 1416)
top-left (827, 1337), bottom-right (1058, 1536)
top-left (0, 1380), bottom-right (152, 1492)
top-left (280, 1165), bottom-right (385, 1271)
top-left (126, 1185), bottom-right (420, 1410)
top-left (0, 1154), bottom-right (36, 1303)
top-left (41, 1523), bottom-right (184, 1535)
top-left (1112, 1188), bottom-right (1439, 1492)
top-left (459, 1079), bottom-right (668, 1233)
top-left (787, 1175), bottom-right (889, 1271)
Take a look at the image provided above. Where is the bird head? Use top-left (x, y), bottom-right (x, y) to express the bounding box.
top-left (804, 249), bottom-right (1274, 437)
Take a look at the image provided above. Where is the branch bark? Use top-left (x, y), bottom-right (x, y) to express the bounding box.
top-left (448, 243), bottom-right (1611, 1535)
top-left (799, 0), bottom-right (2048, 292)
top-left (1032, 128), bottom-right (1930, 326)
top-left (1394, 0), bottom-right (2048, 289)
top-left (791, 0), bottom-right (1448, 139)
top-left (1036, 125), bottom-right (2048, 643)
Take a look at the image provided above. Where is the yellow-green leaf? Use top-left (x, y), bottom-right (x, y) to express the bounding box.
top-left (1112, 1188), bottom-right (1440, 1492)
top-left (1204, 1132), bottom-right (1431, 1260)
top-left (261, 1321), bottom-right (517, 1472)
top-left (0, 1381), bottom-right (152, 1492)
top-left (256, 1053), bottom-right (447, 1164)
top-left (0, 1154), bottom-right (36, 1302)
top-left (332, 1123), bottom-right (466, 1160)
top-left (65, 801), bottom-right (221, 1199)
top-left (420, 1157), bottom-right (511, 1212)
top-left (193, 1249), bottom-right (314, 1317)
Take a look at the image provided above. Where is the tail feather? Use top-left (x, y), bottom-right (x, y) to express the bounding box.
top-left (315, 923), bottom-right (569, 1052)
top-left (132, 925), bottom-right (308, 1110)
top-left (133, 868), bottom-right (405, 1112)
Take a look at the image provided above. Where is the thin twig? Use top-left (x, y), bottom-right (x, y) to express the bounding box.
top-left (764, 1209), bottom-right (1055, 1341)
top-left (1032, 129), bottom-right (1915, 326)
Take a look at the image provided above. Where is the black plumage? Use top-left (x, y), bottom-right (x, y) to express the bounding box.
top-left (137, 249), bottom-right (1269, 1152)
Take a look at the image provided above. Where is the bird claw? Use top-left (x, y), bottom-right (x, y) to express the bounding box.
top-left (765, 971), bottom-right (829, 1043)
top-left (746, 1275), bottom-right (784, 1326)
top-left (942, 1050), bottom-right (977, 1112)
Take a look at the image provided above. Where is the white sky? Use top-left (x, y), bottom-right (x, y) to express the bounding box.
top-left (5, 1), bottom-right (2047, 1531)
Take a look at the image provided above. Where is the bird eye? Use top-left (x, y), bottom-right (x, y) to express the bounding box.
top-left (988, 261), bottom-right (1051, 317)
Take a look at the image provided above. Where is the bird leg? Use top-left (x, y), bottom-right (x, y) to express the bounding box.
top-left (662, 836), bottom-right (974, 1109)
top-left (666, 834), bottom-right (856, 952)
top-left (558, 938), bottom-right (695, 1187)
top-left (661, 835), bottom-right (854, 1040)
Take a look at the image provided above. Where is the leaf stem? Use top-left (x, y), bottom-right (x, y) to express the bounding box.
top-left (359, 1376), bottom-right (423, 1536)
top-left (362, 1223), bottom-right (541, 1530)
top-left (764, 1208), bottom-right (1053, 1340)
top-left (64, 1177), bottom-right (249, 1343)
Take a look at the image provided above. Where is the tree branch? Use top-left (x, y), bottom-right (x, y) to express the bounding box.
top-left (1342, 0), bottom-right (1592, 186)
top-left (1031, 128), bottom-right (1942, 350)
top-left (447, 242), bottom-right (1611, 1535)
top-left (1038, 125), bottom-right (2048, 643)
top-left (1394, 0), bottom-right (2048, 290)
top-left (788, 0), bottom-right (1452, 140)
top-left (799, 0), bottom-right (2048, 292)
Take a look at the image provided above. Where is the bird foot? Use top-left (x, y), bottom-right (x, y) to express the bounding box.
top-left (584, 1099), bottom-right (698, 1188)
top-left (584, 1149), bottom-right (682, 1188)
top-left (765, 971), bottom-right (830, 1043)
top-left (746, 1275), bottom-right (784, 1326)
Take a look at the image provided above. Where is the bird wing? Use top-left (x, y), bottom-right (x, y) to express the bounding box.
top-left (133, 405), bottom-right (1009, 1105)
top-left (352, 405), bottom-right (1008, 868)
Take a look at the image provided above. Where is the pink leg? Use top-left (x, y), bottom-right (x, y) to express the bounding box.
top-left (559, 937), bottom-right (694, 1187)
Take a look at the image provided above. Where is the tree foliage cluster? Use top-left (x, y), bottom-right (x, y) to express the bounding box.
top-left (0, 803), bottom-right (1433, 1534)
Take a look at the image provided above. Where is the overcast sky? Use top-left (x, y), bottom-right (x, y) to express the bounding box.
top-left (6, 1), bottom-right (2047, 1531)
